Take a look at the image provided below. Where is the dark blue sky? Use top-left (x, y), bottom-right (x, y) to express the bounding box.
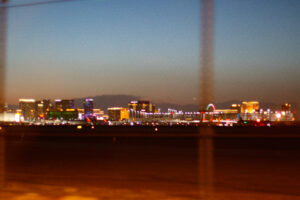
top-left (5, 0), bottom-right (300, 106)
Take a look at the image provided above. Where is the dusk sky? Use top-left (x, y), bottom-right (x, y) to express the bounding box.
top-left (4, 0), bottom-right (300, 106)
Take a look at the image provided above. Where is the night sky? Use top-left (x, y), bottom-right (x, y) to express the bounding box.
top-left (4, 0), bottom-right (300, 107)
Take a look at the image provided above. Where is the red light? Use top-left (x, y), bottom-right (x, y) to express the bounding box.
top-left (86, 117), bottom-right (91, 122)
top-left (256, 119), bottom-right (261, 123)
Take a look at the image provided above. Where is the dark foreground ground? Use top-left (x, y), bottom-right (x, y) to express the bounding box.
top-left (0, 126), bottom-right (300, 199)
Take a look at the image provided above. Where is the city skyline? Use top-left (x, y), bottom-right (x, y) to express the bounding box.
top-left (1, 96), bottom-right (295, 125)
top-left (3, 0), bottom-right (300, 107)
top-left (5, 95), bottom-right (296, 114)
top-left (1, 1), bottom-right (300, 198)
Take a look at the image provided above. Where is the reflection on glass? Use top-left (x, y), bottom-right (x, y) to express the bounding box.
top-left (199, 128), bottom-right (214, 199)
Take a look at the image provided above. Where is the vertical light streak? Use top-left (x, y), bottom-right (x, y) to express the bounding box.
top-left (200, 0), bottom-right (214, 108)
top-left (199, 0), bottom-right (214, 199)
top-left (0, 0), bottom-right (7, 187)
top-left (0, 1), bottom-right (7, 113)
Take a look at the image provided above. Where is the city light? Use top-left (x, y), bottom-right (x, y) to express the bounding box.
top-left (77, 125), bottom-right (82, 130)
top-left (0, 98), bottom-right (296, 126)
top-left (19, 99), bottom-right (35, 102)
top-left (276, 113), bottom-right (281, 119)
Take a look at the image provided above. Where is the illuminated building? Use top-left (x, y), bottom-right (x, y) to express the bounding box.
top-left (128, 100), bottom-right (155, 118)
top-left (83, 98), bottom-right (94, 115)
top-left (42, 99), bottom-right (51, 113)
top-left (77, 109), bottom-right (84, 120)
top-left (36, 102), bottom-right (43, 118)
top-left (241, 101), bottom-right (259, 114)
top-left (93, 109), bottom-right (105, 120)
top-left (35, 99), bottom-right (51, 119)
top-left (93, 109), bottom-right (103, 115)
top-left (54, 99), bottom-right (74, 110)
top-left (230, 104), bottom-right (241, 112)
top-left (46, 108), bottom-right (79, 121)
top-left (202, 103), bottom-right (239, 122)
top-left (107, 107), bottom-right (129, 121)
top-left (0, 112), bottom-right (20, 123)
top-left (19, 99), bottom-right (36, 121)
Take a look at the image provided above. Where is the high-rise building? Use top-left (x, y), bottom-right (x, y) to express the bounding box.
top-left (42, 99), bottom-right (51, 113)
top-left (54, 99), bottom-right (74, 110)
top-left (35, 99), bottom-right (52, 119)
top-left (230, 104), bottom-right (241, 113)
top-left (107, 107), bottom-right (129, 121)
top-left (19, 99), bottom-right (36, 121)
top-left (241, 101), bottom-right (259, 114)
top-left (128, 100), bottom-right (155, 118)
top-left (83, 98), bottom-right (94, 115)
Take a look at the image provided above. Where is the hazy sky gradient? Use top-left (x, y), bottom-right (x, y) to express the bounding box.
top-left (5, 0), bottom-right (300, 106)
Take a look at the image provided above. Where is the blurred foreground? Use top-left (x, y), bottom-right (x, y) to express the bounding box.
top-left (0, 127), bottom-right (300, 199)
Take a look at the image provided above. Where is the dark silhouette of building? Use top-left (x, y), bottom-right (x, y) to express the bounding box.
top-left (35, 99), bottom-right (52, 119)
top-left (54, 99), bottom-right (74, 110)
top-left (19, 99), bottom-right (36, 121)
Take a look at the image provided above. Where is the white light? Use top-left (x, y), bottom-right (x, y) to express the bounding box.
top-left (19, 99), bottom-right (35, 102)
top-left (276, 113), bottom-right (281, 118)
top-left (108, 107), bottom-right (122, 110)
top-left (15, 113), bottom-right (21, 123)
